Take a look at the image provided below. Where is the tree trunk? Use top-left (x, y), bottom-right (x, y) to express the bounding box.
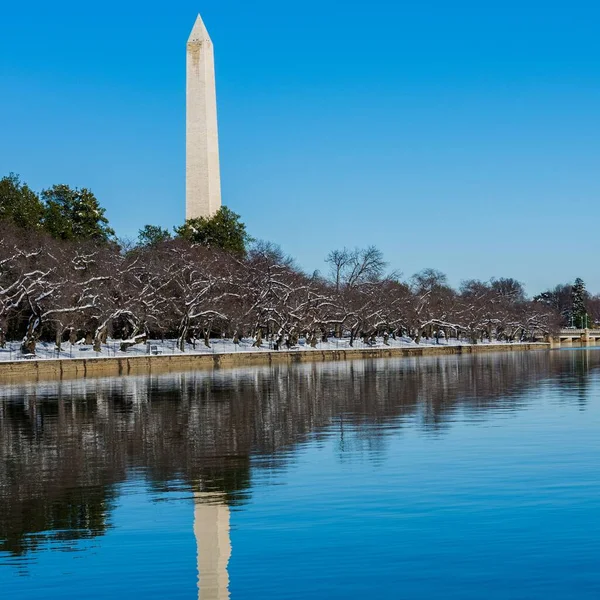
top-left (349, 326), bottom-right (356, 347)
top-left (93, 321), bottom-right (108, 352)
top-left (252, 328), bottom-right (263, 348)
top-left (21, 312), bottom-right (41, 355)
top-left (178, 316), bottom-right (189, 352)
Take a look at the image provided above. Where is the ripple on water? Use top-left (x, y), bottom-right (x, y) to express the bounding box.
top-left (1, 350), bottom-right (600, 598)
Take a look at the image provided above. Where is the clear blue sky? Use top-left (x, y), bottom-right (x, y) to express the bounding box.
top-left (1, 0), bottom-right (599, 294)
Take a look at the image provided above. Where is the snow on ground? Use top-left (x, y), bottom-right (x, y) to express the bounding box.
top-left (0, 336), bottom-right (537, 362)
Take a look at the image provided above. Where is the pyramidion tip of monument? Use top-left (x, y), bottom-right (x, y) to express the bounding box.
top-left (188, 13), bottom-right (211, 43)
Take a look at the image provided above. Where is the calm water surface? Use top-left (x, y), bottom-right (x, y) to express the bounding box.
top-left (1, 350), bottom-right (599, 599)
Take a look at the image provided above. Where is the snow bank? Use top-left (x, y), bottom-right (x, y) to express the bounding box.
top-left (0, 336), bottom-right (533, 362)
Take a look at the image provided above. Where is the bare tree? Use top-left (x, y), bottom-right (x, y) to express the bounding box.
top-left (326, 246), bottom-right (387, 290)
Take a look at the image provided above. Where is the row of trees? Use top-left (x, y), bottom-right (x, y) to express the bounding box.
top-left (0, 223), bottom-right (559, 354)
top-left (1, 173), bottom-right (593, 355)
top-left (0, 174), bottom-right (249, 251)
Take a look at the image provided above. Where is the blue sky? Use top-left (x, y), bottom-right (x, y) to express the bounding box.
top-left (1, 0), bottom-right (599, 294)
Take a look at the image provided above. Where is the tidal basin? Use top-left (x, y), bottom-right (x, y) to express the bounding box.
top-left (1, 349), bottom-right (600, 599)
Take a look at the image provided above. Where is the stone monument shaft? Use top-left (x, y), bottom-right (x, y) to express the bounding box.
top-left (186, 14), bottom-right (222, 220)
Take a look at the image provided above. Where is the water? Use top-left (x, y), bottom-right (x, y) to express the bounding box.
top-left (1, 349), bottom-right (599, 599)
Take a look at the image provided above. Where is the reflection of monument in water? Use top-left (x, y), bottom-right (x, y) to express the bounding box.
top-left (194, 493), bottom-right (231, 600)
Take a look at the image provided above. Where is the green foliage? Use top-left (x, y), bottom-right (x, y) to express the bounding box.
top-left (41, 184), bottom-right (115, 243)
top-left (0, 174), bottom-right (252, 257)
top-left (174, 206), bottom-right (249, 254)
top-left (138, 225), bottom-right (172, 247)
top-left (0, 173), bottom-right (44, 230)
top-left (571, 278), bottom-right (589, 328)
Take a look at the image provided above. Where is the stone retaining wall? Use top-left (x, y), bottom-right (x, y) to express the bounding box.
top-left (0, 343), bottom-right (550, 385)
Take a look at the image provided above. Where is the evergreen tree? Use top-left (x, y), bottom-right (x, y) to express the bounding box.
top-left (534, 283), bottom-right (573, 326)
top-left (571, 278), bottom-right (588, 328)
top-left (138, 225), bottom-right (172, 247)
top-left (42, 184), bottom-right (115, 243)
top-left (0, 173), bottom-right (44, 230)
top-left (174, 206), bottom-right (249, 254)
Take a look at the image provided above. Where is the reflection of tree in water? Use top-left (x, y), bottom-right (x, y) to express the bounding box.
top-left (0, 397), bottom-right (121, 556)
top-left (553, 349), bottom-right (596, 409)
top-left (0, 350), bottom-right (597, 556)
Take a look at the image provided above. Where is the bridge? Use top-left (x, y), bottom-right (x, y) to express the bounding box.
top-left (555, 329), bottom-right (600, 345)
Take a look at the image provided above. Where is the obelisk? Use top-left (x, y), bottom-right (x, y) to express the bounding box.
top-left (186, 14), bottom-right (222, 220)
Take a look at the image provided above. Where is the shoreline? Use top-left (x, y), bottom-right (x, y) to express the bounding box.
top-left (0, 342), bottom-right (550, 384)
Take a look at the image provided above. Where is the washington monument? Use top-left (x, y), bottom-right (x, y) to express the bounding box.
top-left (186, 13), bottom-right (222, 220)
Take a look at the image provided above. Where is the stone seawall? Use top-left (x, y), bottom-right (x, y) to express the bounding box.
top-left (0, 343), bottom-right (550, 385)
